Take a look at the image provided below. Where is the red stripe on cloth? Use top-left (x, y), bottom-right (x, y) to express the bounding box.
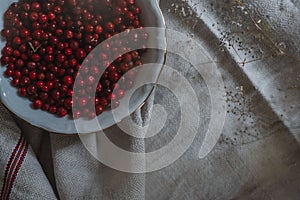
top-left (4, 142), bottom-right (28, 200)
top-left (1, 137), bottom-right (25, 195)
top-left (3, 139), bottom-right (27, 200)
top-left (0, 134), bottom-right (28, 200)
top-left (0, 135), bottom-right (24, 199)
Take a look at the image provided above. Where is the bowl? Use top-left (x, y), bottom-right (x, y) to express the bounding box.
top-left (0, 0), bottom-right (166, 134)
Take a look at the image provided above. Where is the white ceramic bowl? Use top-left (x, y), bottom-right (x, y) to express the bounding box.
top-left (0, 0), bottom-right (166, 134)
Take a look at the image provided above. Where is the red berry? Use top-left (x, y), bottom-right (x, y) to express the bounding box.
top-left (95, 105), bottom-right (103, 115)
top-left (27, 85), bottom-right (37, 95)
top-left (67, 89), bottom-right (74, 97)
top-left (31, 2), bottom-right (41, 11)
top-left (95, 25), bottom-right (103, 34)
top-left (125, 11), bottom-right (135, 21)
top-left (57, 54), bottom-right (66, 63)
top-left (42, 85), bottom-right (49, 92)
top-left (73, 110), bottom-right (81, 119)
top-left (29, 71), bottom-right (37, 80)
top-left (18, 87), bottom-right (27, 96)
top-left (13, 71), bottom-right (22, 79)
top-left (13, 50), bottom-right (21, 58)
top-left (36, 81), bottom-right (45, 88)
top-left (47, 12), bottom-right (56, 20)
top-left (2, 45), bottom-right (13, 56)
top-left (46, 81), bottom-right (54, 89)
top-left (46, 46), bottom-right (54, 54)
top-left (39, 14), bottom-right (48, 23)
top-left (42, 104), bottom-right (50, 111)
top-left (64, 48), bottom-right (73, 56)
top-left (63, 76), bottom-right (73, 85)
top-left (33, 99), bottom-right (43, 109)
top-left (29, 12), bottom-right (39, 21)
top-left (85, 24), bottom-right (94, 33)
top-left (11, 78), bottom-right (20, 87)
top-left (5, 69), bottom-right (14, 77)
top-left (40, 92), bottom-right (49, 101)
top-left (108, 93), bottom-right (117, 100)
top-left (58, 107), bottom-right (67, 117)
top-left (64, 30), bottom-right (74, 40)
top-left (88, 111), bottom-right (96, 119)
top-left (49, 106), bottom-right (57, 114)
top-left (86, 76), bottom-right (96, 85)
top-left (117, 89), bottom-right (125, 98)
top-left (109, 72), bottom-right (120, 82)
top-left (1, 29), bottom-right (11, 38)
top-left (32, 54), bottom-right (41, 62)
top-left (20, 77), bottom-right (30, 86)
top-left (64, 98), bottom-right (73, 109)
top-left (54, 6), bottom-right (62, 14)
top-left (79, 97), bottom-right (88, 107)
top-left (76, 48), bottom-right (86, 60)
top-left (105, 22), bottom-right (115, 32)
top-left (13, 37), bottom-right (22, 45)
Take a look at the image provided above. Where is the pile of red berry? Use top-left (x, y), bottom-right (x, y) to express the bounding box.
top-left (1, 0), bottom-right (148, 119)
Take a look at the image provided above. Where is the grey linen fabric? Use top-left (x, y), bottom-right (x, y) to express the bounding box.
top-left (1, 0), bottom-right (300, 199)
top-left (0, 106), bottom-right (57, 199)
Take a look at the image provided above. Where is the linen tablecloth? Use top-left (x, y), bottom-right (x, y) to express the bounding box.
top-left (1, 0), bottom-right (300, 199)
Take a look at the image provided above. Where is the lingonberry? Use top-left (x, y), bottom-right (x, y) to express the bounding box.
top-left (13, 50), bottom-right (21, 58)
top-left (64, 98), bottom-right (73, 109)
top-left (57, 54), bottom-right (66, 63)
top-left (46, 46), bottom-right (54, 54)
top-left (33, 99), bottom-right (43, 109)
top-left (18, 87), bottom-right (27, 96)
top-left (40, 92), bottom-right (49, 101)
top-left (63, 76), bottom-right (73, 85)
top-left (105, 22), bottom-right (115, 32)
top-left (13, 70), bottom-right (22, 79)
top-left (5, 68), bottom-right (14, 77)
top-left (20, 76), bottom-right (31, 86)
top-left (27, 84), bottom-right (37, 95)
top-left (73, 110), bottom-right (81, 119)
top-left (76, 48), bottom-right (86, 60)
top-left (85, 24), bottom-right (94, 33)
top-left (47, 81), bottom-right (55, 89)
top-left (39, 14), bottom-right (48, 23)
top-left (64, 48), bottom-right (73, 56)
top-left (95, 25), bottom-right (103, 34)
top-left (29, 11), bottom-right (39, 21)
top-left (47, 12), bottom-right (56, 21)
top-left (1, 29), bottom-right (12, 38)
top-left (88, 111), bottom-right (96, 119)
top-left (64, 30), bottom-right (74, 40)
top-left (42, 104), bottom-right (50, 111)
top-left (79, 97), bottom-right (88, 107)
top-left (58, 107), bottom-right (68, 117)
top-left (29, 71), bottom-right (37, 80)
top-left (32, 54), bottom-right (41, 62)
top-left (31, 2), bottom-right (41, 12)
top-left (13, 37), bottom-right (22, 45)
top-left (49, 106), bottom-right (57, 114)
top-left (11, 78), bottom-right (20, 87)
top-left (51, 90), bottom-right (61, 100)
top-left (16, 59), bottom-right (24, 68)
top-left (36, 81), bottom-right (45, 88)
top-left (2, 45), bottom-right (13, 56)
